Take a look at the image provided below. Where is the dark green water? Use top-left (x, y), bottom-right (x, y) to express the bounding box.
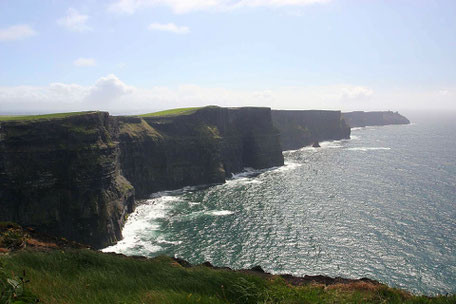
top-left (104, 114), bottom-right (456, 295)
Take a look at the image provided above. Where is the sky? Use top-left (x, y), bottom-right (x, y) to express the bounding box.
top-left (0, 0), bottom-right (455, 114)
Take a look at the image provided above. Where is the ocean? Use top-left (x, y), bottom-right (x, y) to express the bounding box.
top-left (104, 111), bottom-right (456, 295)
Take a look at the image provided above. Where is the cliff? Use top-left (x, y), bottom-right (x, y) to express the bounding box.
top-left (271, 110), bottom-right (351, 150)
top-left (342, 111), bottom-right (410, 128)
top-left (117, 106), bottom-right (284, 198)
top-left (1, 107), bottom-right (375, 248)
top-left (0, 112), bottom-right (134, 249)
top-left (0, 107), bottom-right (284, 247)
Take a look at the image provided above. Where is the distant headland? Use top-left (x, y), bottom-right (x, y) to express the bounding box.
top-left (342, 111), bottom-right (410, 128)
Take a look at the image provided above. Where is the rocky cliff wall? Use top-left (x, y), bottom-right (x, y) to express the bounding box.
top-left (0, 112), bottom-right (134, 249)
top-left (271, 110), bottom-right (351, 150)
top-left (115, 114), bottom-right (225, 198)
top-left (117, 106), bottom-right (284, 198)
top-left (2, 107), bottom-right (359, 248)
top-left (342, 111), bottom-right (410, 128)
top-left (0, 108), bottom-right (284, 248)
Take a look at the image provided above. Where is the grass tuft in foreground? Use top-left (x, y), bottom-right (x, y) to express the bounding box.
top-left (0, 249), bottom-right (455, 304)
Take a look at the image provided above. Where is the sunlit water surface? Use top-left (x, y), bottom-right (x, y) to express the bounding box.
top-left (104, 115), bottom-right (456, 295)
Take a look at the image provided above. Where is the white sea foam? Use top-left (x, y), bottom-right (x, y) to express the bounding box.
top-left (156, 237), bottom-right (183, 245)
top-left (102, 195), bottom-right (181, 253)
top-left (276, 161), bottom-right (302, 172)
top-left (247, 179), bottom-right (262, 184)
top-left (347, 147), bottom-right (391, 151)
top-left (231, 167), bottom-right (262, 179)
top-left (283, 141), bottom-right (344, 152)
top-left (319, 141), bottom-right (343, 149)
top-left (283, 147), bottom-right (311, 153)
top-left (142, 243), bottom-right (163, 253)
top-left (208, 210), bottom-right (235, 216)
top-left (226, 167), bottom-right (271, 185)
top-left (227, 177), bottom-right (263, 186)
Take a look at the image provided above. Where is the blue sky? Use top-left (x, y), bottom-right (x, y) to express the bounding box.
top-left (0, 0), bottom-right (455, 114)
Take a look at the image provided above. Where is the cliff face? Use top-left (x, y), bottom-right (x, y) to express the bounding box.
top-left (115, 114), bottom-right (225, 198)
top-left (0, 107), bottom-right (284, 247)
top-left (117, 106), bottom-right (284, 198)
top-left (2, 107), bottom-right (362, 247)
top-left (342, 111), bottom-right (410, 128)
top-left (271, 110), bottom-right (350, 151)
top-left (0, 112), bottom-right (134, 249)
top-left (114, 116), bottom-right (172, 199)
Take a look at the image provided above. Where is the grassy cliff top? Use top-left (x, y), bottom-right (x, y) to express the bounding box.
top-left (0, 223), bottom-right (454, 304)
top-left (0, 111), bottom-right (98, 122)
top-left (118, 118), bottom-right (163, 139)
top-left (139, 107), bottom-right (203, 117)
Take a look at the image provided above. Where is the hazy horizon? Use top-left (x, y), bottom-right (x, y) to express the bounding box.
top-left (1, 0), bottom-right (455, 114)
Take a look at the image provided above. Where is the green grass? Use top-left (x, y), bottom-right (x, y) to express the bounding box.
top-left (0, 111), bottom-right (96, 122)
top-left (0, 249), bottom-right (454, 304)
top-left (139, 107), bottom-right (202, 117)
top-left (118, 119), bottom-right (163, 139)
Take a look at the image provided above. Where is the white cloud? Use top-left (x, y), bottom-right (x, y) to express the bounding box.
top-left (341, 86), bottom-right (374, 101)
top-left (57, 8), bottom-right (92, 32)
top-left (108, 0), bottom-right (330, 14)
top-left (73, 58), bottom-right (96, 67)
top-left (438, 89), bottom-right (450, 96)
top-left (0, 75), bottom-right (132, 114)
top-left (0, 74), bottom-right (391, 114)
top-left (0, 25), bottom-right (36, 41)
top-left (87, 74), bottom-right (134, 102)
top-left (148, 23), bottom-right (189, 34)
top-left (2, 74), bottom-right (454, 115)
top-left (234, 0), bottom-right (331, 9)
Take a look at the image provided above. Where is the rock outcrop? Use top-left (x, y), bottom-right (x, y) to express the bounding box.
top-left (342, 111), bottom-right (410, 128)
top-left (271, 110), bottom-right (351, 150)
top-left (117, 106), bottom-right (284, 198)
top-left (0, 112), bottom-right (134, 249)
